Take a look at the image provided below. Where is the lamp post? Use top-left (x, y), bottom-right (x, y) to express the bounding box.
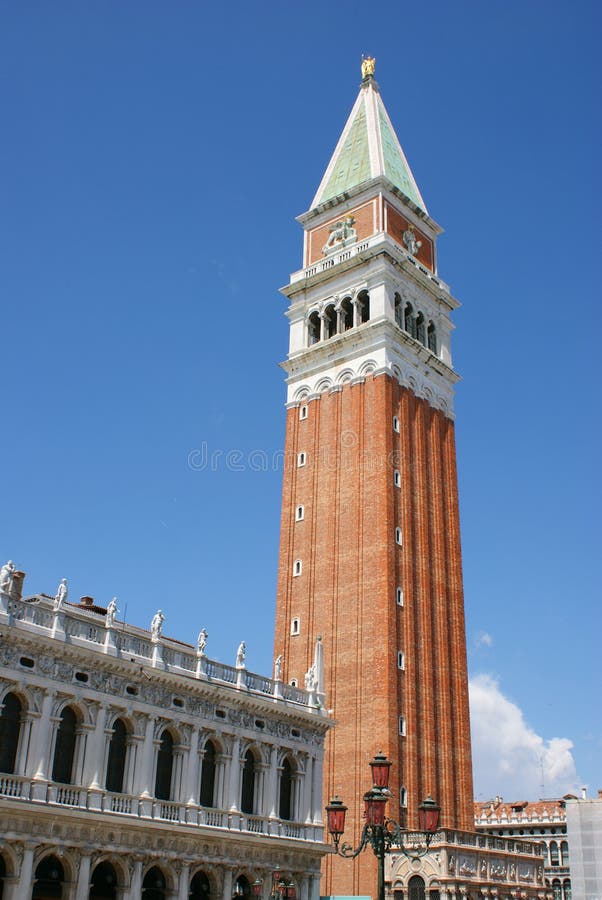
top-left (325, 751), bottom-right (440, 900)
top-left (252, 869), bottom-right (296, 900)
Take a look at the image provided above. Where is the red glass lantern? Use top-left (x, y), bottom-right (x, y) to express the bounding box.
top-left (285, 883), bottom-right (296, 900)
top-left (251, 880), bottom-right (263, 898)
top-left (369, 751), bottom-right (392, 789)
top-left (364, 787), bottom-right (388, 826)
top-left (325, 795), bottom-right (348, 838)
top-left (418, 796), bottom-right (441, 834)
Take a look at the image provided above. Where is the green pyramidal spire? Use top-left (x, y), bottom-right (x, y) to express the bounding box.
top-left (311, 62), bottom-right (427, 213)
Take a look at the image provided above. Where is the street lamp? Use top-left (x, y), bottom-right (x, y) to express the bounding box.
top-left (251, 870), bottom-right (297, 900)
top-left (325, 752), bottom-right (440, 900)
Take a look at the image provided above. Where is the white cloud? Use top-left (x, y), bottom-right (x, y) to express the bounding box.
top-left (475, 631), bottom-right (493, 648)
top-left (469, 674), bottom-right (579, 800)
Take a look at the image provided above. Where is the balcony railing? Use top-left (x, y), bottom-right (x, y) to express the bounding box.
top-left (0, 774), bottom-right (323, 843)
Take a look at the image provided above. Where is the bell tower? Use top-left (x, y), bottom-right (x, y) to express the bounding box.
top-left (274, 59), bottom-right (474, 897)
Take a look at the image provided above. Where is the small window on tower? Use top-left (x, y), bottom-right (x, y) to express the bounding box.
top-left (297, 452), bottom-right (306, 468)
top-left (299, 405), bottom-right (308, 421)
top-left (295, 505), bottom-right (304, 522)
top-left (396, 587), bottom-right (404, 606)
top-left (293, 560), bottom-right (302, 577)
top-left (291, 617), bottom-right (300, 636)
top-left (398, 716), bottom-right (406, 736)
top-left (397, 651), bottom-right (405, 670)
top-left (400, 786), bottom-right (408, 808)
top-left (394, 470), bottom-right (401, 487)
top-left (290, 679), bottom-right (298, 688)
top-left (393, 416), bottom-right (400, 433)
top-left (395, 527), bottom-right (403, 545)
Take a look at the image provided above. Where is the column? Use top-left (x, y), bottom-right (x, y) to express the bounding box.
top-left (302, 755), bottom-right (312, 824)
top-left (128, 859), bottom-right (143, 900)
top-left (267, 745), bottom-right (278, 819)
top-left (227, 737), bottom-right (240, 811)
top-left (31, 690), bottom-right (55, 801)
top-left (75, 853), bottom-right (92, 900)
top-left (311, 753), bottom-right (323, 824)
top-left (221, 868), bottom-right (233, 900)
top-left (185, 727), bottom-right (201, 807)
top-left (177, 864), bottom-right (190, 900)
top-left (16, 712), bottom-right (35, 777)
top-left (15, 845), bottom-right (35, 900)
top-left (86, 704), bottom-right (108, 789)
top-left (136, 715), bottom-right (156, 798)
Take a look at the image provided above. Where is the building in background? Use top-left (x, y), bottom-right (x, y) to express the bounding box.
top-left (0, 571), bottom-right (331, 900)
top-left (274, 58), bottom-right (473, 898)
top-left (564, 792), bottom-right (602, 900)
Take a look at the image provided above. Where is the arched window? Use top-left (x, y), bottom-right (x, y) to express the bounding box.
top-left (562, 879), bottom-right (571, 900)
top-left (324, 304), bottom-right (337, 339)
top-left (408, 875), bottom-right (425, 900)
top-left (358, 290), bottom-right (370, 324)
top-left (0, 853), bottom-right (6, 900)
top-left (142, 867), bottom-right (166, 900)
top-left (340, 297), bottom-right (354, 331)
top-left (552, 880), bottom-right (562, 900)
top-left (279, 757), bottom-right (294, 820)
top-left (404, 303), bottom-right (416, 337)
top-left (90, 862), bottom-right (118, 900)
top-left (427, 321), bottom-right (437, 353)
top-left (394, 293), bottom-right (403, 328)
top-left (560, 840), bottom-right (569, 866)
top-left (550, 840), bottom-right (559, 866)
top-left (52, 706), bottom-right (78, 785)
top-left (416, 313), bottom-right (426, 346)
top-left (190, 871), bottom-right (211, 900)
top-left (32, 855), bottom-right (64, 900)
top-left (0, 692), bottom-right (22, 774)
top-left (154, 730), bottom-right (174, 800)
top-left (308, 312), bottom-right (320, 346)
top-left (106, 718), bottom-right (128, 794)
top-left (200, 740), bottom-right (216, 808)
top-left (240, 749), bottom-right (256, 814)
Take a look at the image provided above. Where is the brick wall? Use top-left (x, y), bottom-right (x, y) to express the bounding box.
top-left (274, 374), bottom-right (474, 897)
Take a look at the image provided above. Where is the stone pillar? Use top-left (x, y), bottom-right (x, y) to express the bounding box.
top-left (177, 864), bottom-right (190, 900)
top-left (75, 853), bottom-right (92, 900)
top-left (86, 704), bottom-right (108, 790)
top-left (16, 712), bottom-right (35, 776)
top-left (15, 845), bottom-right (36, 900)
top-left (185, 727), bottom-right (201, 807)
top-left (31, 690), bottom-right (55, 800)
top-left (227, 737), bottom-right (241, 811)
top-left (137, 715), bottom-right (156, 799)
top-left (128, 859), bottom-right (143, 900)
top-left (222, 868), bottom-right (233, 900)
top-left (302, 755), bottom-right (312, 824)
top-left (311, 753), bottom-right (323, 824)
top-left (267, 745), bottom-right (278, 819)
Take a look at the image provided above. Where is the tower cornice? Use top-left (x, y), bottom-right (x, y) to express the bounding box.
top-left (281, 231), bottom-right (460, 312)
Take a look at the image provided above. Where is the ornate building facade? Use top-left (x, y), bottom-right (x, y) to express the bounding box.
top-left (273, 59), bottom-right (473, 898)
top-left (0, 570), bottom-right (331, 900)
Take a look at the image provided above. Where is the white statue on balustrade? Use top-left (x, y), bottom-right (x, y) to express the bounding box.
top-left (235, 640), bottom-right (246, 668)
top-left (197, 627), bottom-right (208, 655)
top-left (54, 578), bottom-right (68, 612)
top-left (0, 560), bottom-right (15, 594)
top-left (106, 597), bottom-right (118, 628)
top-left (274, 654), bottom-right (282, 681)
top-left (150, 609), bottom-right (165, 642)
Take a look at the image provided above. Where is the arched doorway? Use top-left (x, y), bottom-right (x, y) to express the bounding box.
top-left (0, 853), bottom-right (6, 900)
top-left (32, 855), bottom-right (64, 900)
top-left (190, 871), bottom-right (211, 900)
top-left (408, 875), bottom-right (425, 900)
top-left (0, 692), bottom-right (22, 774)
top-left (90, 862), bottom-right (118, 899)
top-left (233, 876), bottom-right (250, 900)
top-left (142, 867), bottom-right (166, 900)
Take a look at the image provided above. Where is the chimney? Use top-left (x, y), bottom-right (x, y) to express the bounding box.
top-left (581, 787), bottom-right (587, 800)
top-left (11, 571), bottom-right (26, 601)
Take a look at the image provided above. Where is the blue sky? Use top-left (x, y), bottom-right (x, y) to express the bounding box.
top-left (1, 1), bottom-right (599, 799)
